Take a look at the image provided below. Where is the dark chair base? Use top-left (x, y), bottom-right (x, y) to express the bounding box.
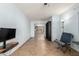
top-left (56, 42), bottom-right (71, 53)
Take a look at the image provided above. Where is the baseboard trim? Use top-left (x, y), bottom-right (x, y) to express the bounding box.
top-left (16, 37), bottom-right (32, 50)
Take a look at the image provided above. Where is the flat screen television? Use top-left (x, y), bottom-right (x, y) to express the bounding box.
top-left (0, 28), bottom-right (16, 48)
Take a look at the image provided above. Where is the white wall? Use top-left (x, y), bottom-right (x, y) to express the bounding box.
top-left (0, 3), bottom-right (31, 55)
top-left (51, 16), bottom-right (61, 41)
top-left (31, 20), bottom-right (46, 38)
top-left (60, 4), bottom-right (79, 52)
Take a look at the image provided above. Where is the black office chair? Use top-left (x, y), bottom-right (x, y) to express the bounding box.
top-left (56, 32), bottom-right (74, 52)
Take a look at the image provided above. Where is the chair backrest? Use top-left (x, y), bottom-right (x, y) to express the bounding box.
top-left (60, 32), bottom-right (74, 44)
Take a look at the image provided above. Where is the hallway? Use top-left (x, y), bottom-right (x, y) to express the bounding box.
top-left (11, 25), bottom-right (69, 56)
top-left (9, 24), bottom-right (79, 56)
top-left (11, 26), bottom-right (79, 56)
top-left (0, 3), bottom-right (79, 56)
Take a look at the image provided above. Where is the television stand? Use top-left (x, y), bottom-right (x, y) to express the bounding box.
top-left (0, 42), bottom-right (18, 53)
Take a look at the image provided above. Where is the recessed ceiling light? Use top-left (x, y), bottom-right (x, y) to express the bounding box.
top-left (43, 3), bottom-right (49, 7)
top-left (44, 3), bottom-right (48, 5)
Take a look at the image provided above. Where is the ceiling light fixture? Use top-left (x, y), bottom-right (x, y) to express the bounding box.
top-left (44, 3), bottom-right (48, 5)
top-left (43, 3), bottom-right (49, 7)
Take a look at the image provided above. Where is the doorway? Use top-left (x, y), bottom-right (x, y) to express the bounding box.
top-left (34, 26), bottom-right (45, 40)
top-left (46, 21), bottom-right (51, 41)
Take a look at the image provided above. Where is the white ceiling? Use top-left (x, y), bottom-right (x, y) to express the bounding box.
top-left (15, 3), bottom-right (75, 20)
